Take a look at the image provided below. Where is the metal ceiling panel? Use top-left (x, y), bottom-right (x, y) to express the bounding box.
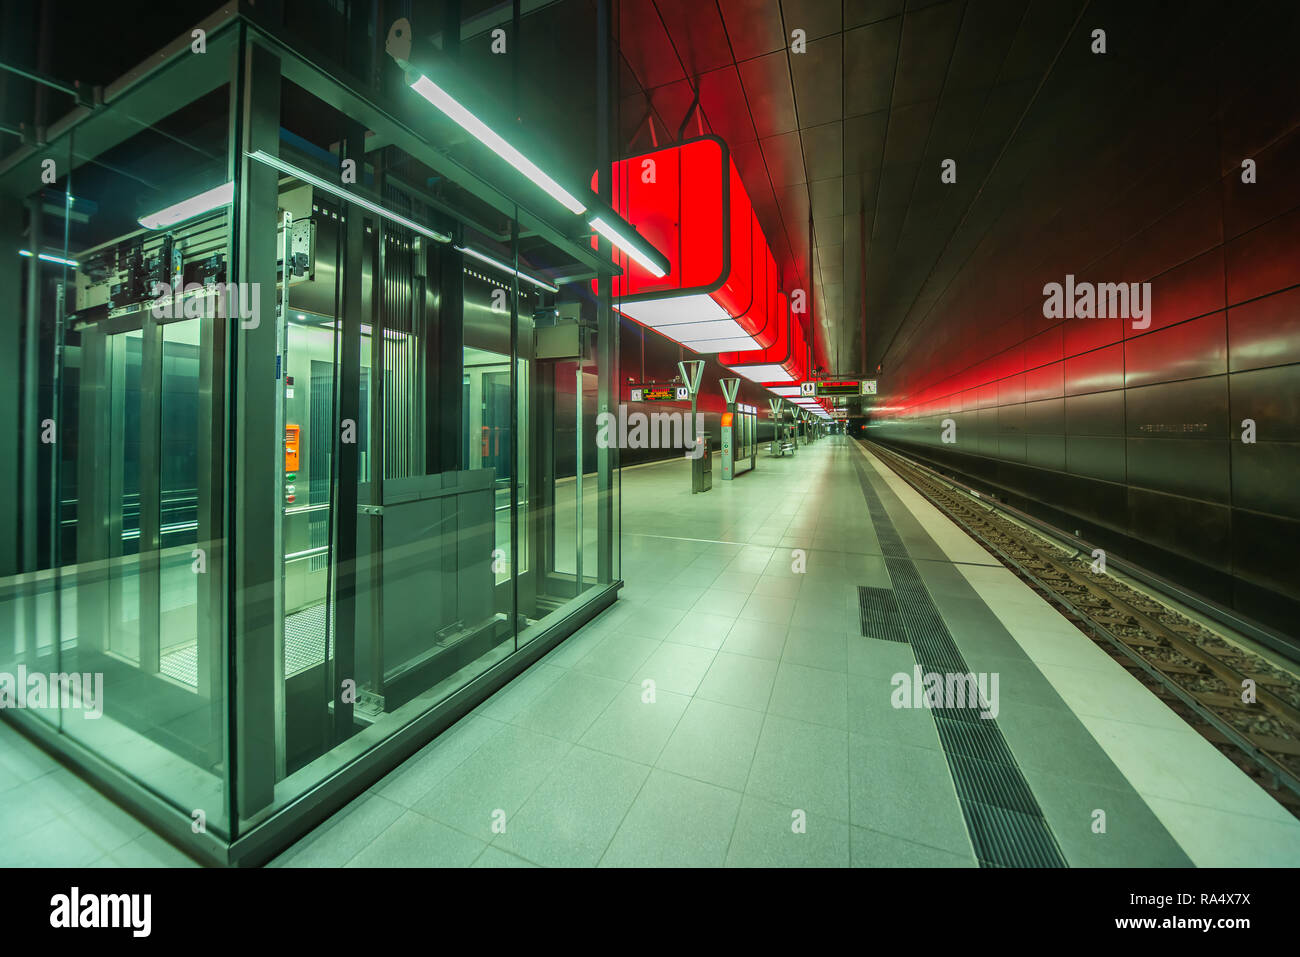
top-left (809, 178), bottom-right (843, 218)
top-left (654, 0), bottom-right (736, 75)
top-left (890, 0), bottom-right (964, 107)
top-left (789, 35), bottom-right (843, 129)
top-left (800, 120), bottom-right (845, 180)
top-left (698, 64), bottom-right (759, 144)
top-left (618, 1), bottom-right (685, 90)
top-left (738, 50), bottom-right (799, 138)
top-left (846, 0), bottom-right (905, 29)
top-left (843, 18), bottom-right (901, 116)
top-left (781, 0), bottom-right (844, 42)
top-left (718, 0), bottom-right (787, 60)
top-left (760, 131), bottom-right (807, 186)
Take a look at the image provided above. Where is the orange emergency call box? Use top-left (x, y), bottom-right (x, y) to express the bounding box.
top-left (285, 424), bottom-right (300, 474)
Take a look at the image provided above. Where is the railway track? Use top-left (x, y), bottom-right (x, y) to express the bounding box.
top-left (865, 440), bottom-right (1300, 819)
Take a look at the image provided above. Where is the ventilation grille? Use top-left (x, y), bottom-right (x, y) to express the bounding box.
top-left (857, 586), bottom-right (908, 643)
top-left (852, 455), bottom-right (1068, 868)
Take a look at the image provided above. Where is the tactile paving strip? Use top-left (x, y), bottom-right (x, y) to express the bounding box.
top-left (853, 455), bottom-right (1067, 868)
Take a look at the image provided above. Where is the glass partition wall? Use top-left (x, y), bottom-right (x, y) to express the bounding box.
top-left (0, 15), bottom-right (621, 865)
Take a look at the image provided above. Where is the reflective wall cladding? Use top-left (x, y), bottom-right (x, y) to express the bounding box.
top-left (866, 8), bottom-right (1300, 637)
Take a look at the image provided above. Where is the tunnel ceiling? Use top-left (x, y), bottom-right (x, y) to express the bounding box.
top-left (614, 0), bottom-right (1282, 385)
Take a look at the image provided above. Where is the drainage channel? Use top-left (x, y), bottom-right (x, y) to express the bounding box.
top-left (853, 455), bottom-right (1068, 868)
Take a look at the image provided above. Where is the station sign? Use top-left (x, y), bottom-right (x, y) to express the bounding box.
top-left (630, 384), bottom-right (689, 402)
top-left (801, 379), bottom-right (878, 397)
top-left (831, 409), bottom-right (848, 418)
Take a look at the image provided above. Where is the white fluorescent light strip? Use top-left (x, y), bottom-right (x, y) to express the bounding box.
top-left (731, 364), bottom-right (794, 383)
top-left (139, 181), bottom-right (234, 229)
top-left (408, 74), bottom-right (586, 215)
top-left (456, 244), bottom-right (558, 293)
top-left (589, 216), bottom-right (667, 278)
top-left (247, 150), bottom-right (452, 244)
top-left (615, 294), bottom-right (728, 326)
top-left (19, 249), bottom-right (78, 267)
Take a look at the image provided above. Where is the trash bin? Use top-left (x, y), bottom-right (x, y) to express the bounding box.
top-left (692, 434), bottom-right (712, 493)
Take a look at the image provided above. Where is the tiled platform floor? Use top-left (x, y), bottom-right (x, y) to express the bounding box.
top-left (4, 436), bottom-right (1298, 867)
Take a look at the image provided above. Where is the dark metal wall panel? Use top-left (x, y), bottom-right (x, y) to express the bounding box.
top-left (1025, 434), bottom-right (1065, 471)
top-left (1124, 311), bottom-right (1227, 388)
top-left (1141, 246), bottom-right (1225, 334)
top-left (1064, 344), bottom-right (1123, 396)
top-left (1023, 397), bottom-right (1063, 433)
top-left (1024, 361), bottom-right (1063, 400)
top-left (1065, 436), bottom-right (1125, 483)
top-left (1127, 437), bottom-right (1230, 504)
top-left (1231, 443), bottom-right (1300, 521)
top-left (1228, 286), bottom-right (1300, 373)
top-left (1126, 376), bottom-right (1229, 439)
top-left (997, 401), bottom-right (1024, 434)
top-left (1228, 364), bottom-right (1300, 441)
top-left (1127, 487), bottom-right (1233, 574)
top-left (1233, 509), bottom-right (1300, 599)
top-left (1224, 206), bottom-right (1300, 305)
top-left (1064, 390), bottom-right (1123, 436)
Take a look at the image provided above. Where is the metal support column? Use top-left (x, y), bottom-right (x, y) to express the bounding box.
top-left (333, 120), bottom-right (366, 745)
top-left (0, 195), bottom-right (20, 650)
top-left (230, 37), bottom-right (282, 820)
top-left (595, 0), bottom-right (617, 583)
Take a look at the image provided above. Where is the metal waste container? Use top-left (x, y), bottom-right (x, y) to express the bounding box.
top-left (692, 434), bottom-right (712, 493)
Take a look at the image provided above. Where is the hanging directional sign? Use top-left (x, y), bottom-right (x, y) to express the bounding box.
top-left (813, 380), bottom-right (864, 397)
top-left (630, 383), bottom-right (689, 402)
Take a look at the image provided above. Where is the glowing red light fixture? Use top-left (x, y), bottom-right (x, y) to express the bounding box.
top-left (719, 292), bottom-right (808, 389)
top-left (594, 137), bottom-right (780, 354)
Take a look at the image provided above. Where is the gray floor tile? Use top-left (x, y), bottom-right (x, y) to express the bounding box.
top-left (846, 672), bottom-right (942, 749)
top-left (696, 652), bottom-right (779, 712)
top-left (665, 612), bottom-right (739, 651)
top-left (599, 770), bottom-right (742, 867)
top-left (725, 794), bottom-right (851, 867)
top-left (495, 746), bottom-right (649, 866)
top-left (411, 726), bottom-right (571, 840)
top-left (273, 793), bottom-right (405, 868)
top-left (721, 619), bottom-right (788, 660)
top-left (850, 826), bottom-right (978, 867)
top-left (573, 634), bottom-right (661, 681)
top-left (693, 588), bottom-right (750, 618)
top-left (375, 715), bottom-right (503, 806)
top-left (848, 733), bottom-right (972, 857)
top-left (578, 681), bottom-right (690, 765)
top-left (637, 642), bottom-right (717, 695)
top-left (512, 670), bottom-right (624, 741)
top-left (782, 628), bottom-right (848, 673)
top-left (657, 697), bottom-right (764, 790)
top-left (1021, 766), bottom-right (1192, 867)
top-left (472, 846), bottom-right (538, 867)
top-left (768, 662), bottom-right (849, 729)
top-left (846, 636), bottom-right (917, 678)
top-left (346, 810), bottom-right (486, 867)
top-left (746, 714), bottom-right (850, 822)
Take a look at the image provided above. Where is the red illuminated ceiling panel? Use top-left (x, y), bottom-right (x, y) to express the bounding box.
top-left (718, 293), bottom-right (807, 386)
top-left (594, 136), bottom-right (779, 354)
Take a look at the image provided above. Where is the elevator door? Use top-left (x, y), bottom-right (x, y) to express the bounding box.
top-left (69, 311), bottom-right (223, 773)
